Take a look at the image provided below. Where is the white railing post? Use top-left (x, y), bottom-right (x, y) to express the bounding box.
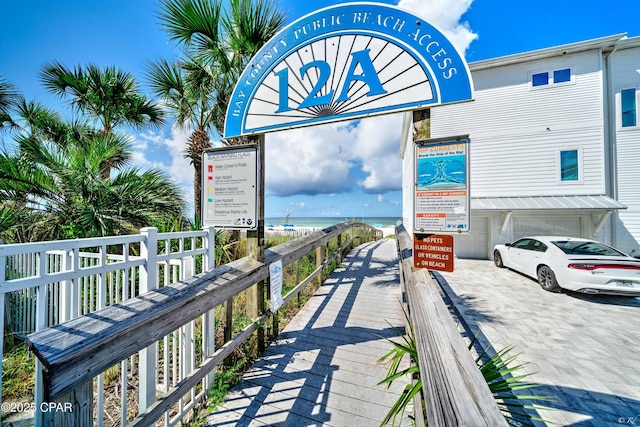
top-left (34, 249), bottom-right (47, 427)
top-left (203, 225), bottom-right (216, 389)
top-left (0, 238), bottom-right (5, 410)
top-left (139, 227), bottom-right (158, 412)
top-left (59, 249), bottom-right (74, 323)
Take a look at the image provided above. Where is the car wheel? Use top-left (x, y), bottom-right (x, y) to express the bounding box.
top-left (493, 250), bottom-right (504, 268)
top-left (537, 266), bottom-right (561, 292)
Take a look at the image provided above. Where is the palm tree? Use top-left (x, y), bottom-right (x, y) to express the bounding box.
top-left (0, 75), bottom-right (19, 133)
top-left (0, 131), bottom-right (186, 241)
top-left (39, 63), bottom-right (166, 178)
top-left (0, 93), bottom-right (186, 242)
top-left (151, 0), bottom-right (286, 221)
top-left (146, 57), bottom-right (219, 223)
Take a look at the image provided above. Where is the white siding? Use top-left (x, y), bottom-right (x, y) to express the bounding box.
top-left (611, 43), bottom-right (640, 248)
top-left (402, 131), bottom-right (415, 233)
top-left (430, 50), bottom-right (606, 197)
top-left (401, 37), bottom-right (640, 256)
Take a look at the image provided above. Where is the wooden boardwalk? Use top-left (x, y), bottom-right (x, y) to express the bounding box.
top-left (206, 239), bottom-right (410, 426)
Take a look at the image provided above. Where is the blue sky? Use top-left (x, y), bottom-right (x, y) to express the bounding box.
top-left (2, 0), bottom-right (640, 219)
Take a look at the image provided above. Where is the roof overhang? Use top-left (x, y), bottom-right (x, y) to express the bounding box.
top-left (469, 34), bottom-right (626, 71)
top-left (471, 195), bottom-right (626, 211)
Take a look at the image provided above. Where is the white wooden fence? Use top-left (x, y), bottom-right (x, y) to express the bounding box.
top-left (0, 226), bottom-right (215, 426)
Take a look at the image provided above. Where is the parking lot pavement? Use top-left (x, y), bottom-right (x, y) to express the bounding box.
top-left (433, 259), bottom-right (640, 427)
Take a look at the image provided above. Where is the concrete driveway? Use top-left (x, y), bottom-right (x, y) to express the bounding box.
top-left (433, 258), bottom-right (640, 427)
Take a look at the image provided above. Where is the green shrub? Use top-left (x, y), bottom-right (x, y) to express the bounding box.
top-left (378, 317), bottom-right (552, 426)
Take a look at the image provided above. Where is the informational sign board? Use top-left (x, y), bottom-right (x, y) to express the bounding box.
top-left (269, 260), bottom-right (285, 313)
top-left (413, 234), bottom-right (454, 272)
top-left (414, 136), bottom-right (470, 233)
top-left (202, 145), bottom-right (258, 230)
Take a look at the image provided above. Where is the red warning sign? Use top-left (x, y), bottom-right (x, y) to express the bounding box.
top-left (414, 234), bottom-right (454, 272)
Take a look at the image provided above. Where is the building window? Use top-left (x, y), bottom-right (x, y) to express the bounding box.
top-left (532, 72), bottom-right (549, 87)
top-left (621, 88), bottom-right (637, 128)
top-left (531, 68), bottom-right (572, 88)
top-left (553, 68), bottom-right (571, 83)
top-left (560, 149), bottom-right (579, 181)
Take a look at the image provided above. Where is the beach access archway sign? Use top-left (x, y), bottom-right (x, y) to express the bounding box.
top-left (223, 2), bottom-right (473, 137)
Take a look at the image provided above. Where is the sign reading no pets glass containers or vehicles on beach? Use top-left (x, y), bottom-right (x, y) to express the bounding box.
top-left (202, 145), bottom-right (258, 230)
top-left (223, 2), bottom-right (473, 138)
top-left (414, 234), bottom-right (454, 272)
top-left (414, 136), bottom-right (470, 233)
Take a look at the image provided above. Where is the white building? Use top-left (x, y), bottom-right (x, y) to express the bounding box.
top-left (401, 34), bottom-right (640, 259)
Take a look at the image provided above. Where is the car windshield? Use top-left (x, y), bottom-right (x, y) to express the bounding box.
top-left (552, 240), bottom-right (626, 256)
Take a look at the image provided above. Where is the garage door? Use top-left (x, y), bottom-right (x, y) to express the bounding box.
top-left (513, 216), bottom-right (581, 239)
top-left (455, 217), bottom-right (488, 259)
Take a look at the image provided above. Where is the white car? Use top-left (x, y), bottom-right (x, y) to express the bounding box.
top-left (493, 236), bottom-right (640, 296)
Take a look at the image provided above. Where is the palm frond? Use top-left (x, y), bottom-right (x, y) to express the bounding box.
top-left (158, 0), bottom-right (223, 52)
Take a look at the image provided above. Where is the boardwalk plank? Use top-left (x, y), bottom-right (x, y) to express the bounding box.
top-left (259, 341), bottom-right (398, 384)
top-left (207, 239), bottom-right (410, 426)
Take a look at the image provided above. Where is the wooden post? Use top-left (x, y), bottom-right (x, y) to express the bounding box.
top-left (413, 109), bottom-right (431, 141)
top-left (316, 246), bottom-right (323, 285)
top-left (325, 242), bottom-right (329, 269)
top-left (43, 380), bottom-right (93, 426)
top-left (295, 260), bottom-right (301, 308)
top-left (246, 134), bottom-right (265, 353)
top-left (224, 300), bottom-right (233, 343)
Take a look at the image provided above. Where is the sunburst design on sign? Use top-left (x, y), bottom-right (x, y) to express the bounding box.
top-left (244, 34), bottom-right (435, 132)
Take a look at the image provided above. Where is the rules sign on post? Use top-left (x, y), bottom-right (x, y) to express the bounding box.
top-left (202, 145), bottom-right (258, 230)
top-left (414, 234), bottom-right (454, 272)
top-left (414, 136), bottom-right (470, 233)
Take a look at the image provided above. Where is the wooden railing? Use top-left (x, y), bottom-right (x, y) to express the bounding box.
top-left (395, 221), bottom-right (508, 426)
top-left (26, 221), bottom-right (381, 426)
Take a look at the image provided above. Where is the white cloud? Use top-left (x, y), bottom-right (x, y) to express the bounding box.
top-left (136, 127), bottom-right (193, 186)
top-left (397, 0), bottom-right (478, 54)
top-left (351, 113), bottom-right (404, 192)
top-left (265, 122), bottom-right (357, 196)
top-left (134, 126), bottom-right (196, 212)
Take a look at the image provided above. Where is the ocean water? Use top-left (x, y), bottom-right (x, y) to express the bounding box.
top-left (265, 216), bottom-right (400, 228)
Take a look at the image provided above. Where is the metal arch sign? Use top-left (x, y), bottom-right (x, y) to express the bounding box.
top-left (224, 2), bottom-right (473, 138)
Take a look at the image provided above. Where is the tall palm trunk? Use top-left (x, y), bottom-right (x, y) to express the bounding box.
top-left (186, 125), bottom-right (211, 223)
